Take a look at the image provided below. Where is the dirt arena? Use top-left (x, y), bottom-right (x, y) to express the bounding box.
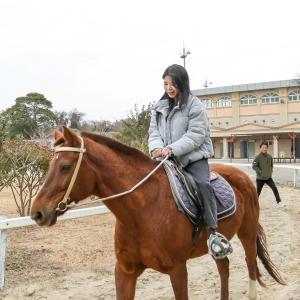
top-left (0, 184), bottom-right (299, 300)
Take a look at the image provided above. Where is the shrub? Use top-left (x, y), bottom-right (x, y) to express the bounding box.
top-left (0, 137), bottom-right (53, 216)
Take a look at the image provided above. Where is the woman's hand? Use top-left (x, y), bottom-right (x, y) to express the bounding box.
top-left (151, 147), bottom-right (172, 159)
top-left (161, 147), bottom-right (172, 157)
top-left (151, 148), bottom-right (163, 158)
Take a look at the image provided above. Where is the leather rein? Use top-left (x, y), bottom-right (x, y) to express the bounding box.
top-left (54, 136), bottom-right (169, 212)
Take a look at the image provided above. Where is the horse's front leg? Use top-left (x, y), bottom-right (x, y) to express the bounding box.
top-left (214, 257), bottom-right (230, 300)
top-left (169, 262), bottom-right (188, 300)
top-left (115, 261), bottom-right (145, 300)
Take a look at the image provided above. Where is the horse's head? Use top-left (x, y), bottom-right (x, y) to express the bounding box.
top-left (30, 127), bottom-right (95, 226)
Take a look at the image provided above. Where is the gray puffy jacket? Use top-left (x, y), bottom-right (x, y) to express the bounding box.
top-left (148, 95), bottom-right (214, 167)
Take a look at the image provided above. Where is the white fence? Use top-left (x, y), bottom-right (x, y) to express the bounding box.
top-left (0, 206), bottom-right (109, 290)
top-left (0, 163), bottom-right (299, 290)
top-left (218, 161), bottom-right (300, 188)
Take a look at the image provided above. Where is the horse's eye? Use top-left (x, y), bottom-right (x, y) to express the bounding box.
top-left (60, 165), bottom-right (72, 172)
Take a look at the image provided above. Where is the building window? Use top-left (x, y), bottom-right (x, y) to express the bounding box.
top-left (201, 98), bottom-right (214, 108)
top-left (261, 92), bottom-right (279, 104)
top-left (240, 95), bottom-right (257, 105)
top-left (217, 96), bottom-right (231, 107)
top-left (266, 140), bottom-right (273, 146)
top-left (288, 89), bottom-right (300, 101)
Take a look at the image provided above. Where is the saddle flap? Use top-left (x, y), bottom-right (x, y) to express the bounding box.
top-left (163, 159), bottom-right (236, 225)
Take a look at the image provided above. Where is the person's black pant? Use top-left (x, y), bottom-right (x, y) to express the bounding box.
top-left (256, 178), bottom-right (281, 203)
top-left (185, 158), bottom-right (217, 228)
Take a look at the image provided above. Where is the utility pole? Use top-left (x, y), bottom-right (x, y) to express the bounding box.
top-left (180, 43), bottom-right (191, 68)
top-left (203, 78), bottom-right (213, 88)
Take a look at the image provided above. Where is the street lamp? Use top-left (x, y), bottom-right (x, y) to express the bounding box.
top-left (180, 44), bottom-right (191, 68)
top-left (203, 78), bottom-right (213, 88)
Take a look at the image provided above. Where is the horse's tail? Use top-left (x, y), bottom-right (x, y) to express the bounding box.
top-left (256, 223), bottom-right (286, 286)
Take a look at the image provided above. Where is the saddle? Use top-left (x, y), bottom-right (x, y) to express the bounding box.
top-left (163, 159), bottom-right (236, 227)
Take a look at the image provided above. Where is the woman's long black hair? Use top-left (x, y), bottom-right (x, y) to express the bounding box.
top-left (160, 64), bottom-right (191, 108)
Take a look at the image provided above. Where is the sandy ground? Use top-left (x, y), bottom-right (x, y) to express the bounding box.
top-left (0, 185), bottom-right (299, 300)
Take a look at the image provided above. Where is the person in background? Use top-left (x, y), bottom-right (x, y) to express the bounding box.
top-left (252, 142), bottom-right (285, 208)
top-left (148, 64), bottom-right (232, 259)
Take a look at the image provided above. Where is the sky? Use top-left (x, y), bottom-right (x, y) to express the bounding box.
top-left (1, 0), bottom-right (300, 121)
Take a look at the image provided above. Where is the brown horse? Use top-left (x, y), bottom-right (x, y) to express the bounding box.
top-left (30, 127), bottom-right (284, 300)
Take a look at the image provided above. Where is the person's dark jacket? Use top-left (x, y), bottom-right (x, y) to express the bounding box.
top-left (252, 152), bottom-right (273, 180)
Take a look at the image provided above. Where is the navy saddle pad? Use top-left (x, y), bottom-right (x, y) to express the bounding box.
top-left (163, 160), bottom-right (236, 225)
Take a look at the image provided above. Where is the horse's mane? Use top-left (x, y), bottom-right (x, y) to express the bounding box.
top-left (81, 131), bottom-right (151, 161)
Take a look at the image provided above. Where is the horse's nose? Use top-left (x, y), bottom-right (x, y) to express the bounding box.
top-left (31, 211), bottom-right (44, 223)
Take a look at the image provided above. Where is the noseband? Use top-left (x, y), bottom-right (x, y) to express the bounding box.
top-left (54, 136), bottom-right (86, 212)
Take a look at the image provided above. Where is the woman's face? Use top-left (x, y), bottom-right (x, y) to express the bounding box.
top-left (163, 75), bottom-right (179, 99)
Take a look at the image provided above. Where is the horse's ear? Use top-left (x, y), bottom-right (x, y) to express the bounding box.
top-left (53, 130), bottom-right (65, 146)
top-left (54, 129), bottom-right (63, 140)
top-left (62, 127), bottom-right (81, 146)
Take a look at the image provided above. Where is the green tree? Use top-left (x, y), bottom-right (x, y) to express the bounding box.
top-left (117, 102), bottom-right (153, 153)
top-left (3, 93), bottom-right (56, 138)
top-left (0, 137), bottom-right (52, 216)
top-left (0, 110), bottom-right (8, 147)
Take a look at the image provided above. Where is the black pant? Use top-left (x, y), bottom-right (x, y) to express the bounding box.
top-left (185, 159), bottom-right (217, 228)
top-left (256, 178), bottom-right (281, 203)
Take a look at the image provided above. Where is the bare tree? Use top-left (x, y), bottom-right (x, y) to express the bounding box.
top-left (0, 137), bottom-right (52, 216)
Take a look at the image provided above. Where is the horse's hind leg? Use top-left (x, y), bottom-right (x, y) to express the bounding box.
top-left (115, 261), bottom-right (145, 300)
top-left (238, 230), bottom-right (258, 300)
top-left (214, 257), bottom-right (230, 300)
top-left (169, 262), bottom-right (188, 300)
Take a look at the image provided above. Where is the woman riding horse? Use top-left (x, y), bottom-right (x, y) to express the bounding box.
top-left (30, 126), bottom-right (285, 299)
top-left (148, 64), bottom-right (232, 259)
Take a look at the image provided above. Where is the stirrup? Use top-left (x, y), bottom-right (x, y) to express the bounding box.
top-left (207, 232), bottom-right (233, 259)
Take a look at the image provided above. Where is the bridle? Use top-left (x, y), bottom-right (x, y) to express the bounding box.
top-left (54, 135), bottom-right (169, 212)
top-left (54, 136), bottom-right (86, 212)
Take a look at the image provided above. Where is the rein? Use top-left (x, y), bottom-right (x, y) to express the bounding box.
top-left (54, 136), bottom-right (169, 212)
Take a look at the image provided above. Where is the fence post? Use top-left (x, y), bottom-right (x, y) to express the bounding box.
top-left (0, 216), bottom-right (8, 290)
top-left (294, 168), bottom-right (298, 188)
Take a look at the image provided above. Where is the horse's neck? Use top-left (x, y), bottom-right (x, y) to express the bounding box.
top-left (86, 140), bottom-right (162, 223)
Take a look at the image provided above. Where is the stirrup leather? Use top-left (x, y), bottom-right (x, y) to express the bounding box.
top-left (207, 232), bottom-right (233, 259)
